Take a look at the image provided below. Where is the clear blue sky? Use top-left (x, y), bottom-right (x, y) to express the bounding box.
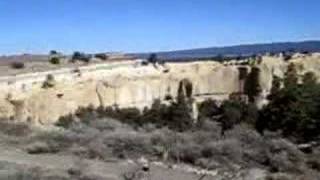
top-left (0, 0), bottom-right (319, 54)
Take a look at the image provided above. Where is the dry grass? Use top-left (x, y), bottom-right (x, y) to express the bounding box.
top-left (0, 118), bottom-right (319, 178)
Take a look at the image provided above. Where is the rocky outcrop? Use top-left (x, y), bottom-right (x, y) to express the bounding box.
top-left (0, 53), bottom-right (319, 125)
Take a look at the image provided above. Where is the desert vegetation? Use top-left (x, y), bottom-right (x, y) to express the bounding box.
top-left (45, 65), bottom-right (320, 179)
top-left (94, 53), bottom-right (108, 61)
top-left (10, 62), bottom-right (25, 69)
top-left (42, 74), bottom-right (56, 89)
top-left (49, 57), bottom-right (61, 65)
top-left (1, 61), bottom-right (320, 179)
top-left (71, 51), bottom-right (92, 63)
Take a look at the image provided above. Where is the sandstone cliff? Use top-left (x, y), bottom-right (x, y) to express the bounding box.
top-left (0, 53), bottom-right (319, 125)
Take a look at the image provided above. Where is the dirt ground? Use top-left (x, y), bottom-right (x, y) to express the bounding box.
top-left (0, 145), bottom-right (209, 180)
top-left (0, 54), bottom-right (135, 76)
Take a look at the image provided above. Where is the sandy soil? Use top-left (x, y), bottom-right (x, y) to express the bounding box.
top-left (0, 144), bottom-right (209, 180)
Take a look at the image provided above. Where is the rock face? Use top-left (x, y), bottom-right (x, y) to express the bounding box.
top-left (0, 53), bottom-right (319, 125)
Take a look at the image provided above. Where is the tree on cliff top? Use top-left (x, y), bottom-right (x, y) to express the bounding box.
top-left (72, 51), bottom-right (91, 63)
top-left (148, 53), bottom-right (158, 64)
top-left (49, 50), bottom-right (59, 55)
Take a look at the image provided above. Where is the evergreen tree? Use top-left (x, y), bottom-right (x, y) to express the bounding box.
top-left (244, 67), bottom-right (262, 102)
top-left (148, 53), bottom-right (158, 64)
top-left (284, 63), bottom-right (298, 88)
top-left (167, 81), bottom-right (193, 131)
top-left (258, 68), bottom-right (320, 142)
top-left (302, 71), bottom-right (317, 86)
top-left (268, 75), bottom-right (282, 100)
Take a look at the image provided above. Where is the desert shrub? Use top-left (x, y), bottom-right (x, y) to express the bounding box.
top-left (207, 139), bottom-right (243, 165)
top-left (266, 139), bottom-right (305, 173)
top-left (283, 54), bottom-right (292, 61)
top-left (55, 114), bottom-right (74, 128)
top-left (225, 126), bottom-right (307, 173)
top-left (198, 99), bottom-right (242, 127)
top-left (94, 53), bottom-right (108, 60)
top-left (5, 167), bottom-right (43, 180)
top-left (72, 51), bottom-right (82, 60)
top-left (198, 98), bottom-right (258, 135)
top-left (114, 108), bottom-right (142, 126)
top-left (226, 124), bottom-right (263, 146)
top-left (0, 121), bottom-right (31, 137)
top-left (306, 159), bottom-right (320, 171)
top-left (147, 53), bottom-right (158, 64)
top-left (72, 51), bottom-right (91, 63)
top-left (164, 94), bottom-right (173, 101)
top-left (74, 105), bottom-right (98, 124)
top-left (81, 137), bottom-right (111, 160)
top-left (45, 117), bottom-right (154, 160)
top-left (87, 117), bottom-right (128, 132)
top-left (165, 101), bottom-right (193, 131)
top-left (172, 142), bottom-right (203, 164)
top-left (149, 128), bottom-right (176, 156)
top-left (243, 102), bottom-right (259, 127)
top-left (196, 120), bottom-right (221, 137)
top-left (197, 99), bottom-right (221, 122)
top-left (28, 115), bottom-right (315, 175)
top-left (141, 100), bottom-right (168, 127)
top-left (265, 173), bottom-right (292, 180)
top-left (220, 100), bottom-right (244, 133)
top-left (62, 106), bottom-right (141, 128)
top-left (49, 50), bottom-right (58, 55)
top-left (49, 57), bottom-right (60, 65)
top-left (42, 74), bottom-right (55, 89)
top-left (163, 125), bottom-right (261, 169)
top-left (26, 141), bottom-right (58, 154)
top-left (10, 62), bottom-right (25, 69)
top-left (103, 131), bottom-right (154, 159)
top-left (302, 71), bottom-right (317, 85)
top-left (31, 130), bottom-right (76, 153)
top-left (2, 165), bottom-right (71, 180)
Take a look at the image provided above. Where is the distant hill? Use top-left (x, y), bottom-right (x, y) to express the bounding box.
top-left (2, 41), bottom-right (320, 63)
top-left (132, 40), bottom-right (320, 60)
top-left (0, 54), bottom-right (48, 65)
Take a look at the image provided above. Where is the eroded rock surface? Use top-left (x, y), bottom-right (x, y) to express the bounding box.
top-left (0, 53), bottom-right (319, 124)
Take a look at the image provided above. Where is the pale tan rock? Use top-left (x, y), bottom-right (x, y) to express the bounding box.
top-left (0, 54), bottom-right (319, 125)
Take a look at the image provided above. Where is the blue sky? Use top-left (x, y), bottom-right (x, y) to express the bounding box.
top-left (0, 0), bottom-right (319, 54)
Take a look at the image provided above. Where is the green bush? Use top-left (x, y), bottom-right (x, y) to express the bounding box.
top-left (0, 121), bottom-right (31, 136)
top-left (72, 51), bottom-right (91, 63)
top-left (55, 114), bottom-right (74, 128)
top-left (198, 99), bottom-right (221, 121)
top-left (49, 57), bottom-right (61, 65)
top-left (10, 62), bottom-right (25, 69)
top-left (50, 50), bottom-right (58, 55)
top-left (42, 74), bottom-right (55, 89)
top-left (284, 54), bottom-right (292, 61)
top-left (94, 53), bottom-right (108, 60)
top-left (147, 53), bottom-right (158, 64)
top-left (258, 69), bottom-right (320, 142)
